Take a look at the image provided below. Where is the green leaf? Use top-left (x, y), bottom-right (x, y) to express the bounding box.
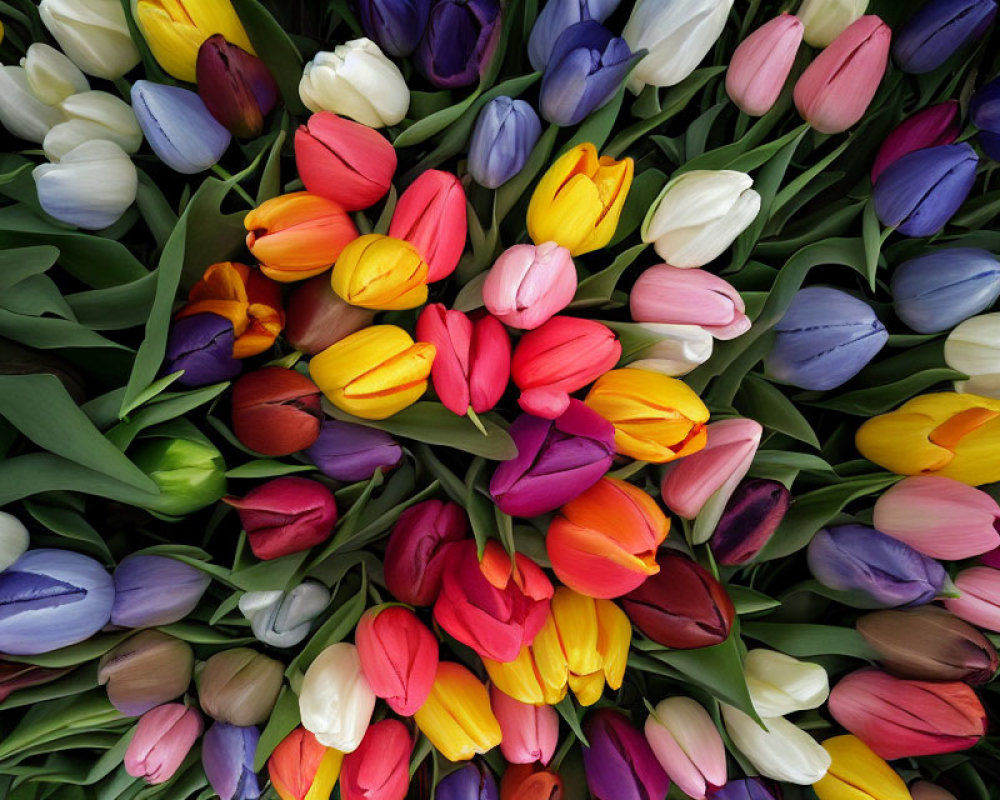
top-left (3, 632), bottom-right (133, 669)
top-left (734, 375), bottom-right (820, 448)
top-left (226, 460), bottom-right (316, 479)
top-left (414, 443), bottom-right (467, 504)
top-left (741, 622), bottom-right (877, 660)
top-left (805, 368), bottom-right (965, 416)
top-left (394, 89), bottom-right (483, 148)
top-left (465, 458), bottom-right (497, 557)
top-left (861, 200), bottom-right (882, 290)
top-left (22, 501), bottom-right (113, 562)
top-left (286, 574), bottom-right (367, 677)
top-left (0, 245), bottom-right (58, 291)
top-left (254, 687), bottom-right (300, 771)
top-left (554, 697), bottom-right (589, 746)
top-left (570, 244), bottom-right (648, 309)
top-left (609, 169), bottom-right (666, 247)
top-left (0, 694), bottom-right (123, 761)
top-left (232, 0), bottom-right (306, 114)
top-left (728, 586), bottom-right (781, 615)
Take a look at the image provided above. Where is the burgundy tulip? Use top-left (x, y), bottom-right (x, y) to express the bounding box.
top-left (196, 34), bottom-right (278, 138)
top-left (231, 367), bottom-right (323, 456)
top-left (284, 274), bottom-right (375, 355)
top-left (383, 499), bottom-right (468, 605)
top-left (709, 479), bottom-right (791, 565)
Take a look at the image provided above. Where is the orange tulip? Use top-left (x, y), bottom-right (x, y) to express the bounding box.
top-left (268, 726), bottom-right (343, 800)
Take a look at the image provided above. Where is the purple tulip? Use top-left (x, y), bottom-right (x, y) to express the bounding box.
top-left (709, 778), bottom-right (781, 800)
top-left (416, 0), bottom-right (502, 88)
top-left (435, 762), bottom-right (499, 800)
top-left (490, 400), bottom-right (615, 518)
top-left (359, 0), bottom-right (431, 56)
top-left (972, 76), bottom-right (1000, 161)
top-left (873, 143), bottom-right (979, 237)
top-left (764, 287), bottom-right (888, 391)
top-left (710, 479), bottom-right (791, 565)
top-left (468, 97), bottom-right (542, 189)
top-left (164, 315), bottom-right (242, 387)
top-left (871, 101), bottom-right (960, 183)
top-left (111, 555), bottom-right (211, 628)
top-left (807, 524), bottom-right (947, 609)
top-left (304, 419), bottom-right (403, 482)
top-left (0, 549), bottom-right (114, 655)
top-left (202, 721), bottom-right (261, 800)
top-left (893, 0), bottom-right (997, 74)
top-left (527, 0), bottom-right (622, 70)
top-left (583, 709), bottom-right (671, 800)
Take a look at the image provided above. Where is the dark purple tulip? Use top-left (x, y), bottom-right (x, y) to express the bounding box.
top-left (202, 721), bottom-right (261, 800)
top-left (468, 96), bottom-right (542, 189)
top-left (164, 314), bottom-right (242, 387)
top-left (359, 0), bottom-right (431, 56)
top-left (197, 35), bottom-right (278, 139)
top-left (893, 0), bottom-right (997, 74)
top-left (971, 76), bottom-right (1000, 161)
top-left (539, 22), bottom-right (639, 127)
top-left (583, 709), bottom-right (670, 800)
top-left (111, 555), bottom-right (211, 628)
top-left (873, 143), bottom-right (979, 237)
top-left (304, 419), bottom-right (403, 482)
top-left (807, 524), bottom-right (947, 609)
top-left (710, 479), bottom-right (791, 565)
top-left (871, 101), bottom-right (960, 183)
top-left (490, 400), bottom-right (614, 518)
top-left (709, 778), bottom-right (781, 800)
top-left (435, 761), bottom-right (499, 800)
top-left (528, 0), bottom-right (622, 70)
top-left (416, 0), bottom-right (502, 88)
top-left (764, 287), bottom-right (888, 391)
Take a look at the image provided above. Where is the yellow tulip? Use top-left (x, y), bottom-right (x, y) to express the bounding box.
top-left (813, 735), bottom-right (912, 800)
top-left (330, 234), bottom-right (429, 311)
top-left (134, 0), bottom-right (254, 82)
top-left (855, 392), bottom-right (1000, 486)
top-left (309, 325), bottom-right (435, 419)
top-left (413, 662), bottom-right (501, 762)
top-left (526, 143), bottom-right (633, 256)
top-left (584, 368), bottom-right (709, 463)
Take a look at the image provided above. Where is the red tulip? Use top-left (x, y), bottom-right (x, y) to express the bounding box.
top-left (231, 367), bottom-right (323, 455)
top-left (355, 605), bottom-right (438, 716)
top-left (388, 170), bottom-right (467, 281)
top-left (383, 499), bottom-right (468, 605)
top-left (339, 719), bottom-right (413, 800)
top-left (490, 684), bottom-right (559, 765)
top-left (196, 34), bottom-right (278, 138)
top-left (500, 763), bottom-right (564, 800)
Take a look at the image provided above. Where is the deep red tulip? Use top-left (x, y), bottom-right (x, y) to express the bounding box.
top-left (355, 605), bottom-right (438, 715)
top-left (500, 763), bottom-right (564, 800)
top-left (196, 34), bottom-right (278, 138)
top-left (383, 499), bottom-right (468, 605)
top-left (231, 367), bottom-right (323, 455)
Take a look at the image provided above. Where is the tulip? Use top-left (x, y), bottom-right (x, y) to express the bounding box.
top-left (436, 762), bottom-right (500, 800)
top-left (946, 313), bottom-right (1000, 397)
top-left (623, 323), bottom-right (714, 377)
top-left (299, 40), bottom-right (409, 128)
top-left (720, 705), bottom-right (831, 785)
top-left (620, 552), bottom-right (735, 648)
top-left (305, 419), bottom-right (403, 482)
top-left (528, 0), bottom-right (621, 70)
top-left (944, 566), bottom-right (1000, 631)
top-left (583, 709), bottom-right (671, 800)
top-left (856, 606), bottom-right (999, 684)
top-left (622, 0), bottom-right (733, 90)
top-left (129, 433), bottom-right (227, 516)
top-left (294, 112), bottom-right (396, 211)
top-left (299, 643), bottom-right (376, 752)
top-left (331, 234), bottom-right (429, 310)
top-left (230, 368), bottom-right (323, 456)
top-left (491, 685), bottom-right (559, 764)
top-left (339, 720), bottom-right (412, 800)
top-left (855, 392), bottom-right (1000, 485)
top-left (527, 143), bottom-right (633, 256)
top-left (644, 697), bottom-right (726, 800)
top-left (196, 35), bottom-right (278, 139)
top-left (125, 704), bottom-right (204, 785)
top-left (911, 782), bottom-right (958, 800)
top-left (0, 548), bottom-right (113, 655)
top-left (413, 661), bottom-right (502, 761)
top-left (268, 727), bottom-right (343, 800)
top-left (97, 630), bottom-right (194, 716)
top-left (21, 43), bottom-right (89, 106)
top-left (539, 22), bottom-right (640, 127)
top-left (980, 547), bottom-right (1000, 568)
top-left (892, 247), bottom-right (1000, 334)
top-left (871, 102), bottom-right (960, 183)
top-left (726, 14), bottom-right (804, 116)
top-left (309, 325), bottom-right (436, 419)
top-left (828, 668), bottom-right (987, 759)
top-left (972, 76), bottom-right (1000, 161)
top-left (744, 649), bottom-right (830, 717)
top-left (0, 512), bottom-right (29, 573)
top-left (710, 479), bottom-right (791, 565)
top-left (388, 170), bottom-right (467, 282)
top-left (793, 16), bottom-right (891, 134)
top-left (44, 89), bottom-right (143, 162)
top-left (416, 0), bottom-right (502, 88)
top-left (500, 764), bottom-right (564, 800)
top-left (630, 265), bottom-right (750, 340)
top-left (383, 499), bottom-right (467, 605)
top-left (239, 581), bottom-right (331, 648)
top-left (198, 648), bottom-right (284, 727)
top-left (710, 778), bottom-right (781, 800)
top-left (165, 315), bottom-right (242, 386)
top-left (813, 735), bottom-right (910, 800)
top-left (38, 0), bottom-right (140, 79)
top-left (0, 67), bottom-right (65, 144)
top-left (358, 0), bottom-right (431, 56)
top-left (355, 605), bottom-right (438, 715)
top-left (894, 0), bottom-right (996, 74)
top-left (468, 98), bottom-right (543, 189)
top-left (202, 721), bottom-right (261, 800)
top-left (482, 242), bottom-right (576, 330)
top-left (111, 554), bottom-right (211, 628)
top-left (284, 275), bottom-right (375, 355)
top-left (797, 0), bottom-right (869, 47)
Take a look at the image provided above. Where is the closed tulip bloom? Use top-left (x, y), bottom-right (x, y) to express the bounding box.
top-left (416, 0), bottom-right (502, 88)
top-left (726, 14), bottom-right (804, 116)
top-left (527, 143), bottom-right (633, 256)
top-left (721, 705), bottom-right (832, 785)
top-left (389, 170), bottom-right (467, 282)
top-left (710, 778), bottom-right (781, 800)
top-left (794, 15), bottom-right (891, 133)
top-left (44, 89), bottom-right (143, 162)
top-left (111, 554), bottom-right (211, 628)
top-left (437, 762), bottom-right (500, 800)
top-left (0, 66), bottom-right (65, 143)
top-left (625, 323), bottom-right (714, 377)
top-left (528, 0), bottom-right (620, 69)
top-left (164, 315), bottom-right (242, 386)
top-left (483, 242), bottom-right (576, 330)
top-left (911, 782), bottom-right (958, 800)
top-left (268, 727), bottom-right (343, 800)
top-left (413, 661), bottom-right (502, 761)
top-left (38, 0), bottom-right (140, 79)
top-left (199, 648), bottom-right (284, 726)
top-left (631, 265), bottom-right (750, 340)
top-left (98, 630), bottom-right (194, 716)
top-left (797, 0), bottom-right (869, 47)
top-left (285, 275), bottom-right (375, 355)
top-left (358, 0), bottom-right (431, 56)
top-left (710, 479), bottom-right (791, 565)
top-left (300, 40), bottom-right (409, 128)
top-left (645, 697), bottom-right (726, 799)
top-left (130, 434), bottom-right (227, 516)
top-left (0, 512), bottom-right (29, 573)
top-left (299, 643), bottom-right (376, 752)
top-left (491, 686), bottom-right (558, 764)
top-left (871, 102), bottom-right (960, 183)
top-left (946, 313), bottom-right (1000, 397)
top-left (21, 43), bottom-right (89, 106)
top-left (813, 735), bottom-right (910, 800)
top-left (583, 709), bottom-right (671, 800)
top-left (202, 721), bottom-right (261, 800)
top-left (828, 668), bottom-right (987, 759)
top-left (340, 720), bottom-right (412, 800)
top-left (231, 368), bottom-right (323, 456)
top-left (239, 582), bottom-right (331, 648)
top-left (944, 566), bottom-right (1000, 631)
top-left (500, 764), bottom-right (564, 800)
top-left (306, 419), bottom-right (403, 482)
top-left (309, 325), bottom-right (436, 419)
top-left (972, 76), bottom-right (1000, 160)
top-left (196, 35), bottom-right (278, 139)
top-left (295, 112), bottom-right (396, 211)
top-left (745, 649), bottom-right (830, 717)
top-left (894, 0), bottom-right (996, 74)
top-left (356, 605), bottom-right (438, 715)
top-left (469, 98), bottom-right (543, 189)
top-left (125, 704), bottom-right (204, 785)
top-left (383, 499), bottom-right (467, 605)
top-left (331, 234), bottom-right (429, 310)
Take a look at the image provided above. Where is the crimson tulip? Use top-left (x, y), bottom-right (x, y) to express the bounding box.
top-left (231, 367), bottom-right (322, 456)
top-left (355, 605), bottom-right (438, 715)
top-left (196, 34), bottom-right (278, 138)
top-left (339, 719), bottom-right (412, 800)
top-left (383, 499), bottom-right (468, 605)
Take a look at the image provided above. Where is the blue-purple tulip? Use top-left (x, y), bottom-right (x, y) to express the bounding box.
top-left (164, 314), bottom-right (242, 387)
top-left (0, 549), bottom-right (114, 655)
top-left (527, 0), bottom-right (622, 70)
top-left (971, 75), bottom-right (1000, 161)
top-left (710, 479), bottom-right (791, 565)
top-left (709, 777), bottom-right (781, 800)
top-left (583, 709), bottom-right (671, 800)
top-left (893, 0), bottom-right (997, 74)
top-left (807, 524), bottom-right (947, 609)
top-left (489, 399), bottom-right (615, 518)
top-left (111, 554), bottom-right (211, 628)
top-left (873, 143), bottom-right (979, 237)
top-left (468, 96), bottom-right (542, 189)
top-left (359, 0), bottom-right (432, 56)
top-left (435, 761), bottom-right (499, 800)
top-left (202, 721), bottom-right (261, 800)
top-left (196, 35), bottom-right (279, 139)
top-left (765, 287), bottom-right (888, 391)
top-left (891, 247), bottom-right (1000, 333)
top-left (305, 419), bottom-right (403, 482)
top-left (416, 0), bottom-right (502, 88)
top-left (539, 21), bottom-right (639, 127)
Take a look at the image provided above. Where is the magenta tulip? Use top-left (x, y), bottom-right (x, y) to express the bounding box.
top-left (383, 499), bottom-right (468, 605)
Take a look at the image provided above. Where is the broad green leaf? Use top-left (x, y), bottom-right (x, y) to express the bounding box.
top-left (805, 368), bottom-right (965, 416)
top-left (254, 687), bottom-right (300, 771)
top-left (570, 244), bottom-right (648, 309)
top-left (3, 632), bottom-right (132, 668)
top-left (394, 89), bottom-right (483, 148)
top-left (226, 460), bottom-right (316, 479)
top-left (741, 622), bottom-right (877, 660)
top-left (728, 586), bottom-right (781, 615)
top-left (233, 0), bottom-right (306, 114)
top-left (734, 375), bottom-right (820, 448)
top-left (23, 501), bottom-right (113, 562)
top-left (0, 245), bottom-right (58, 291)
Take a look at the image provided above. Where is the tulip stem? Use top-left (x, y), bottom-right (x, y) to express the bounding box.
top-left (211, 165), bottom-right (256, 207)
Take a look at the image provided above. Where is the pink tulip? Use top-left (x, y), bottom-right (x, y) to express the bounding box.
top-left (389, 170), bottom-right (467, 281)
top-left (490, 685), bottom-right (559, 765)
top-left (125, 704), bottom-right (204, 785)
top-left (873, 476), bottom-right (1000, 560)
top-left (483, 242), bottom-right (577, 330)
top-left (944, 567), bottom-right (1000, 632)
top-left (630, 265), bottom-right (750, 340)
top-left (793, 15), bottom-right (892, 134)
top-left (644, 697), bottom-right (726, 800)
top-left (726, 14), bottom-right (804, 117)
top-left (340, 719), bottom-right (413, 800)
top-left (871, 101), bottom-right (960, 183)
top-left (415, 304), bottom-right (511, 416)
top-left (981, 547), bottom-right (1000, 569)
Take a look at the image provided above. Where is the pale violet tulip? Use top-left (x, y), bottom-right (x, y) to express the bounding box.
top-left (644, 697), bottom-right (727, 799)
top-left (44, 90), bottom-right (143, 161)
top-left (0, 512), bottom-right (29, 573)
top-left (21, 43), bottom-right (89, 106)
top-left (239, 581), bottom-right (331, 648)
top-left (38, 0), bottom-right (141, 80)
top-left (468, 97), bottom-right (542, 189)
top-left (641, 170), bottom-right (761, 268)
top-left (0, 67), bottom-right (65, 143)
top-left (131, 81), bottom-right (231, 174)
top-left (721, 704), bottom-right (832, 785)
top-left (299, 642), bottom-right (376, 753)
top-left (111, 555), bottom-right (211, 628)
top-left (744, 649), bottom-right (830, 718)
top-left (624, 323), bottom-right (713, 376)
top-left (797, 0), bottom-right (869, 47)
top-left (946, 313), bottom-right (1000, 398)
top-left (33, 139), bottom-right (137, 229)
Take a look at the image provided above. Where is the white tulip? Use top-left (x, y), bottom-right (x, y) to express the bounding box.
top-left (0, 512), bottom-right (29, 573)
top-left (946, 313), bottom-right (1000, 399)
top-left (299, 39), bottom-right (409, 128)
top-left (721, 704), bottom-right (831, 785)
top-left (645, 697), bottom-right (727, 799)
top-left (239, 582), bottom-right (330, 649)
top-left (797, 0), bottom-right (869, 48)
top-left (745, 649), bottom-right (830, 718)
top-left (21, 43), bottom-right (90, 106)
top-left (299, 642), bottom-right (376, 753)
top-left (38, 0), bottom-right (141, 80)
top-left (0, 67), bottom-right (65, 143)
top-left (625, 323), bottom-right (714, 377)
top-left (43, 90), bottom-right (143, 161)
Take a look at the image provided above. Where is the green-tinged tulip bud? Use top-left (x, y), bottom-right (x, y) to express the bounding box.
top-left (97, 630), bottom-right (194, 717)
top-left (20, 43), bottom-right (89, 105)
top-left (198, 648), bottom-right (284, 726)
top-left (129, 427), bottom-right (226, 516)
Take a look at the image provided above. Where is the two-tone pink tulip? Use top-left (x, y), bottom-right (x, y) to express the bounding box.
top-left (490, 685), bottom-right (559, 765)
top-left (630, 265), bottom-right (750, 340)
top-left (644, 697), bottom-right (726, 799)
top-left (483, 242), bottom-right (577, 330)
top-left (945, 566), bottom-right (1000, 632)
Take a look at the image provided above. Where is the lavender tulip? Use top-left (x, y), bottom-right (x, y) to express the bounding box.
top-left (893, 0), bottom-right (997, 74)
top-left (164, 314), bottom-right (242, 387)
top-left (765, 287), bottom-right (888, 391)
top-left (358, 0), bottom-right (431, 56)
top-left (892, 248), bottom-right (1000, 333)
top-left (709, 778), bottom-right (781, 800)
top-left (468, 97), bottom-right (542, 188)
top-left (111, 555), bottom-right (211, 628)
top-left (435, 762), bottom-right (499, 800)
top-left (0, 549), bottom-right (114, 655)
top-left (416, 0), bottom-right (502, 88)
top-left (710, 479), bottom-right (791, 565)
top-left (583, 709), bottom-right (671, 800)
top-left (972, 75), bottom-right (1000, 161)
top-left (807, 524), bottom-right (947, 609)
top-left (305, 419), bottom-right (403, 482)
top-left (528, 0), bottom-right (622, 70)
top-left (202, 722), bottom-right (261, 800)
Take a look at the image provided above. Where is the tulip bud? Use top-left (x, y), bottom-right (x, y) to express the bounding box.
top-left (500, 763), bottom-right (564, 800)
top-left (239, 581), bottom-right (331, 648)
top-left (111, 554), bottom-right (211, 628)
top-left (946, 312), bottom-right (1000, 397)
top-left (483, 242), bottom-right (576, 330)
top-left (339, 719), bottom-right (412, 800)
top-left (38, 0), bottom-right (140, 79)
top-left (125, 704), bottom-right (204, 785)
top-left (721, 704), bottom-right (832, 785)
top-left (437, 762), bottom-right (500, 800)
top-left (813, 735), bottom-right (910, 800)
top-left (388, 170), bottom-right (467, 283)
top-left (331, 234), bottom-right (429, 311)
top-left (21, 43), bottom-right (89, 106)
top-left (0, 548), bottom-right (113, 655)
top-left (44, 89), bottom-right (143, 163)
top-left (710, 479), bottom-right (791, 565)
top-left (130, 433), bottom-right (227, 516)
top-left (299, 643), bottom-right (375, 752)
top-left (0, 66), bottom-right (65, 144)
top-left (871, 102), bottom-right (960, 183)
top-left (797, 0), bottom-right (868, 47)
top-left (414, 661), bottom-right (501, 761)
top-left (305, 419), bottom-right (403, 482)
top-left (383, 499), bottom-right (467, 605)
top-left (356, 605), bottom-right (438, 715)
top-left (268, 727), bottom-right (343, 800)
top-left (202, 721), bottom-right (261, 800)
top-left (583, 709), bottom-right (671, 800)
top-left (944, 566), bottom-right (1000, 631)
top-left (0, 512), bottom-right (29, 573)
top-left (358, 0), bottom-right (431, 56)
top-left (196, 35), bottom-right (278, 139)
top-left (491, 685), bottom-right (559, 765)
top-left (164, 314), bottom-right (243, 386)
top-left (299, 40), bottom-right (409, 128)
top-left (285, 275), bottom-right (375, 355)
top-left (528, 0), bottom-right (621, 70)
top-left (294, 112), bottom-right (396, 211)
top-left (726, 14), bottom-right (804, 117)
top-left (231, 368), bottom-right (323, 456)
top-left (709, 778), bottom-right (781, 800)
top-left (98, 630), bottom-right (194, 716)
top-left (468, 98), bottom-right (543, 189)
top-left (911, 781), bottom-right (958, 800)
top-left (199, 648), bottom-right (283, 727)
top-left (416, 0), bottom-right (502, 88)
top-left (631, 265), bottom-right (750, 340)
top-left (644, 697), bottom-right (726, 799)
top-left (895, 0), bottom-right (996, 75)
top-left (745, 649), bottom-right (830, 717)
